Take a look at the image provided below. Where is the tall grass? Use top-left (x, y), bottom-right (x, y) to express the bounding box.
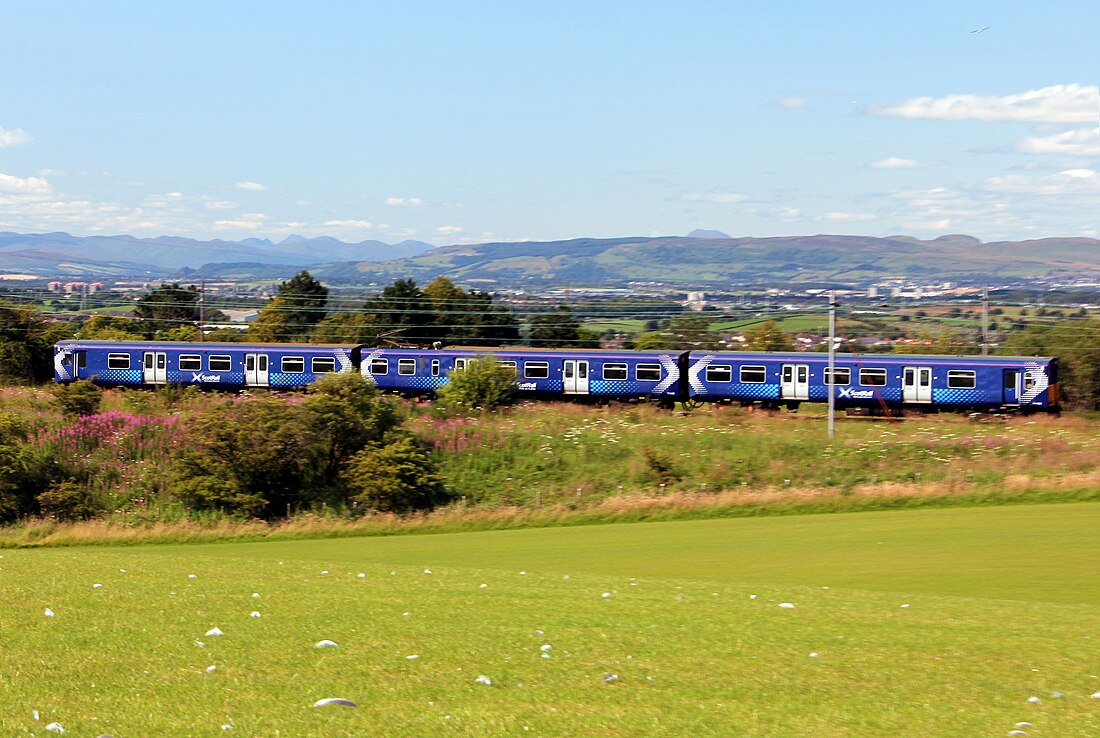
top-left (4, 385), bottom-right (1100, 544)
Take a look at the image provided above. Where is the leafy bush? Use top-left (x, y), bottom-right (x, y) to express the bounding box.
top-left (53, 379), bottom-right (104, 416)
top-left (169, 374), bottom-right (402, 518)
top-left (343, 434), bottom-right (451, 514)
top-left (37, 481), bottom-right (103, 521)
top-left (436, 355), bottom-right (518, 411)
top-left (0, 413), bottom-right (49, 522)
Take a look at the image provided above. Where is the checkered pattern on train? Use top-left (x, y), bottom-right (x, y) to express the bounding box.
top-left (589, 380), bottom-right (658, 395)
top-left (932, 388), bottom-right (986, 406)
top-left (96, 369), bottom-right (143, 385)
top-left (396, 376), bottom-right (450, 391)
top-left (269, 373), bottom-right (312, 388)
top-left (720, 384), bottom-right (781, 400)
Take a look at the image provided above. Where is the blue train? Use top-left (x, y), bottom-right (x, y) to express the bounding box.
top-left (53, 339), bottom-right (1061, 413)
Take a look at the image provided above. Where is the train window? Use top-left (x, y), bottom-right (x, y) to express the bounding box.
top-left (859, 368), bottom-right (887, 386)
top-left (739, 365), bottom-right (766, 383)
top-left (636, 364), bottom-right (661, 381)
top-left (179, 354), bottom-right (201, 371)
top-left (706, 365), bottom-right (732, 383)
top-left (431, 359), bottom-right (440, 376)
top-left (209, 355), bottom-right (232, 372)
top-left (498, 360), bottom-right (518, 375)
top-left (947, 370), bottom-right (976, 389)
top-left (312, 357), bottom-right (337, 374)
top-left (524, 361), bottom-right (549, 379)
top-left (603, 363), bottom-right (628, 380)
top-left (398, 359), bottom-right (417, 375)
top-left (824, 367), bottom-right (851, 385)
top-left (77, 352), bottom-right (87, 369)
top-left (454, 358), bottom-right (470, 372)
top-left (107, 353), bottom-right (130, 370)
top-left (282, 356), bottom-right (305, 373)
top-left (369, 358), bottom-right (389, 375)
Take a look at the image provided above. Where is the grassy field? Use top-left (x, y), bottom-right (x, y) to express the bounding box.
top-left (3, 504), bottom-right (1098, 736)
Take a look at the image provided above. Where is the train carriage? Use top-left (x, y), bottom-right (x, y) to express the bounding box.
top-left (359, 346), bottom-right (689, 402)
top-left (54, 340), bottom-right (355, 390)
top-left (687, 351), bottom-right (1059, 412)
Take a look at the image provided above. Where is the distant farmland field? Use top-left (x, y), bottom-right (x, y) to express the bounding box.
top-left (2, 504), bottom-right (1098, 737)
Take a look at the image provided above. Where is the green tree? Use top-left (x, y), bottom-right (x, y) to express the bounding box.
top-left (892, 326), bottom-right (976, 355)
top-left (52, 379), bottom-right (104, 416)
top-left (310, 312), bottom-right (379, 344)
top-left (342, 435), bottom-right (450, 514)
top-left (76, 315), bottom-right (145, 340)
top-left (250, 271), bottom-right (329, 342)
top-left (0, 300), bottom-right (73, 382)
top-left (528, 306), bottom-right (599, 348)
top-left (0, 413), bottom-right (48, 522)
top-left (362, 278), bottom-right (438, 344)
top-left (154, 325), bottom-right (201, 342)
top-left (423, 277), bottom-right (520, 346)
top-left (436, 355), bottom-right (519, 411)
top-left (134, 283), bottom-right (200, 334)
top-left (742, 321), bottom-right (794, 351)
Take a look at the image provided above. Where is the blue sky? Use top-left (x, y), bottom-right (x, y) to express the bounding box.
top-left (0, 1), bottom-right (1096, 246)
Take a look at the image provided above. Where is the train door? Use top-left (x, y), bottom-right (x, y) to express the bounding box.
top-left (563, 359), bottom-right (589, 394)
top-left (1003, 368), bottom-right (1037, 405)
top-left (245, 353), bottom-right (269, 387)
top-left (142, 351), bottom-right (167, 384)
top-left (902, 366), bottom-right (932, 403)
top-left (780, 363), bottom-right (809, 400)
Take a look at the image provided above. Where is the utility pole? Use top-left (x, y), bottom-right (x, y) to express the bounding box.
top-left (828, 291), bottom-right (837, 441)
top-left (199, 280), bottom-right (205, 339)
top-left (981, 286), bottom-right (989, 356)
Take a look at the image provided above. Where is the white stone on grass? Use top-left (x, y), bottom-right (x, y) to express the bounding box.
top-left (206, 665), bottom-right (216, 673)
top-left (406, 655), bottom-right (419, 660)
top-left (749, 594), bottom-right (757, 600)
top-left (44, 608), bottom-right (55, 617)
top-left (188, 574), bottom-right (197, 579)
top-left (45, 722), bottom-right (64, 733)
top-left (1091, 691), bottom-right (1100, 699)
top-left (313, 698), bottom-right (358, 708)
top-left (93, 583), bottom-right (102, 589)
top-left (474, 675), bottom-right (492, 685)
top-left (249, 611), bottom-right (261, 618)
top-left (1050, 690), bottom-right (1063, 698)
top-left (252, 593), bottom-right (260, 598)
top-left (1026, 696), bottom-right (1042, 704)
top-left (205, 627), bottom-right (223, 636)
top-left (195, 641), bottom-right (205, 648)
top-left (1014, 723), bottom-right (1035, 730)
top-left (778, 603), bottom-right (795, 609)
top-left (602, 592), bottom-right (613, 598)
top-left (357, 573), bottom-right (365, 578)
top-left (1007, 731), bottom-right (1027, 737)
top-left (602, 674), bottom-right (619, 683)
top-left (540, 644), bottom-right (552, 652)
top-left (479, 583), bottom-right (488, 589)
top-left (809, 652), bottom-right (819, 658)
top-left (314, 640), bottom-right (339, 649)
top-left (423, 569), bottom-right (432, 574)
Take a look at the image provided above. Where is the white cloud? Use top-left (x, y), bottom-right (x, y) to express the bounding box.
top-left (214, 213), bottom-right (267, 230)
top-left (0, 172), bottom-right (51, 195)
top-left (0, 127), bottom-right (32, 148)
top-left (681, 192), bottom-right (747, 203)
top-left (869, 83), bottom-right (1099, 123)
top-left (817, 211), bottom-right (876, 223)
top-left (202, 198), bottom-right (238, 210)
top-left (234, 181), bottom-right (268, 191)
top-left (1016, 126), bottom-right (1100, 156)
top-left (384, 196), bottom-right (423, 207)
top-left (868, 157), bottom-right (924, 169)
top-left (323, 219), bottom-right (374, 229)
top-left (774, 206), bottom-right (802, 220)
top-left (776, 96), bottom-right (808, 109)
top-left (984, 168), bottom-right (1099, 196)
top-left (435, 225), bottom-right (464, 234)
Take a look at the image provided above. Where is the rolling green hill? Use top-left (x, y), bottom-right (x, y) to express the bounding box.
top-left (313, 234), bottom-right (1100, 286)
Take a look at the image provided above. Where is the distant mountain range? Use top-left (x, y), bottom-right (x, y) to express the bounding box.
top-left (0, 232), bottom-right (432, 277)
top-left (3, 230), bottom-right (1100, 287)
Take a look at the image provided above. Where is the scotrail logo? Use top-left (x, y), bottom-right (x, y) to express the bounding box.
top-left (191, 373), bottom-right (222, 383)
top-left (838, 388), bottom-right (875, 400)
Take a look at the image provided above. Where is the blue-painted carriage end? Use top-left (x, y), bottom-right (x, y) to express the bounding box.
top-left (685, 351), bottom-right (1059, 412)
top-left (54, 340), bottom-right (356, 390)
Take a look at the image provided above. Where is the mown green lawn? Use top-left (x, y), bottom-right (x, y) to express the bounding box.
top-left (2, 504), bottom-right (1098, 736)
